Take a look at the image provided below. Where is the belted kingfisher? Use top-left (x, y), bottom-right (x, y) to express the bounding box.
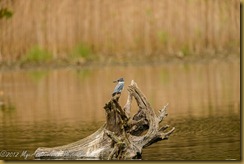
top-left (112, 78), bottom-right (124, 96)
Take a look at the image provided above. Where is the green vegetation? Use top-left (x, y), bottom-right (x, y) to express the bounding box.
top-left (181, 44), bottom-right (190, 57)
top-left (146, 8), bottom-right (153, 17)
top-left (21, 46), bottom-right (52, 64)
top-left (71, 43), bottom-right (95, 63)
top-left (0, 7), bottom-right (13, 19)
top-left (157, 31), bottom-right (169, 45)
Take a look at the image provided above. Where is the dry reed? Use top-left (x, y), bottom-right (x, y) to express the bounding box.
top-left (0, 0), bottom-right (240, 63)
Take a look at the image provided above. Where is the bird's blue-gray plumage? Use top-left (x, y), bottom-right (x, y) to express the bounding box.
top-left (112, 78), bottom-right (124, 96)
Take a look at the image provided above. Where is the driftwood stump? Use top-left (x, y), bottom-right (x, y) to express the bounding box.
top-left (34, 80), bottom-right (175, 160)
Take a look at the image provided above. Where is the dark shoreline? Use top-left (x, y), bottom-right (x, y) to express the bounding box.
top-left (0, 53), bottom-right (240, 72)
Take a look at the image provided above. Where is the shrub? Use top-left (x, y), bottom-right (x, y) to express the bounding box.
top-left (21, 46), bottom-right (52, 64)
top-left (71, 43), bottom-right (94, 62)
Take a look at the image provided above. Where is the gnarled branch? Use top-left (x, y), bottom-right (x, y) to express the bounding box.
top-left (34, 80), bottom-right (175, 160)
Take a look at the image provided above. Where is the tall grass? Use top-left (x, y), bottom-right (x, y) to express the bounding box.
top-left (0, 0), bottom-right (240, 63)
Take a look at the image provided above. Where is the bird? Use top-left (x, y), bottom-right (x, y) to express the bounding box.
top-left (112, 78), bottom-right (124, 97)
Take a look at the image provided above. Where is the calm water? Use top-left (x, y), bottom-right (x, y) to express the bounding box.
top-left (0, 58), bottom-right (240, 160)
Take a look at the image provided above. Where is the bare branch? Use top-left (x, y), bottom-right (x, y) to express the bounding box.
top-left (157, 103), bottom-right (169, 123)
top-left (34, 80), bottom-right (175, 160)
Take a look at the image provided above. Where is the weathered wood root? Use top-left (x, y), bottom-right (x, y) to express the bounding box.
top-left (34, 80), bottom-right (175, 160)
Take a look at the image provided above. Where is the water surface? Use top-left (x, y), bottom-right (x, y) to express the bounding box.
top-left (0, 58), bottom-right (240, 160)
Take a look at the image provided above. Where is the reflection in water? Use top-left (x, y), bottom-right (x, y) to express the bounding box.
top-left (0, 58), bottom-right (240, 160)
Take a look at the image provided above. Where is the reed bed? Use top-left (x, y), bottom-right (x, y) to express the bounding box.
top-left (0, 0), bottom-right (240, 63)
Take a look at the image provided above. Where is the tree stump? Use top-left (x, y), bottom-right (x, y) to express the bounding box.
top-left (34, 80), bottom-right (175, 160)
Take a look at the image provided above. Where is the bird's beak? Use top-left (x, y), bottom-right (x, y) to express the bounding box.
top-left (113, 80), bottom-right (117, 83)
